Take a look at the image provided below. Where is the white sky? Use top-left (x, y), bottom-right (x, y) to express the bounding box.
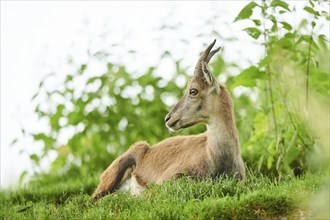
top-left (1, 1), bottom-right (328, 189)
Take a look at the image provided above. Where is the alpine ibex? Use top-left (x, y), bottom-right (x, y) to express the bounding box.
top-left (92, 40), bottom-right (245, 199)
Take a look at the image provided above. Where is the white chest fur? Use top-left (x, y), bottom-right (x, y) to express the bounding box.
top-left (118, 174), bottom-right (144, 195)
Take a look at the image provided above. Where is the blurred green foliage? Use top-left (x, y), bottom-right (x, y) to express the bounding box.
top-left (17, 0), bottom-right (329, 181)
top-left (233, 0), bottom-right (329, 176)
top-left (30, 60), bottom-right (206, 176)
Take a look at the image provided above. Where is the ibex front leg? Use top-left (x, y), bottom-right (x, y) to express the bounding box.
top-left (92, 141), bottom-right (149, 200)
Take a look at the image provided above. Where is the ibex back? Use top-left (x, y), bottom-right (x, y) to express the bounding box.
top-left (92, 40), bottom-right (245, 200)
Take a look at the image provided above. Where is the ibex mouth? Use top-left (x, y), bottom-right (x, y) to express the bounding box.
top-left (181, 122), bottom-right (196, 129)
top-left (166, 119), bottom-right (180, 131)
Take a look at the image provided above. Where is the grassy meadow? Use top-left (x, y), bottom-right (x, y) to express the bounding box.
top-left (1, 172), bottom-right (328, 219)
top-left (2, 1), bottom-right (329, 219)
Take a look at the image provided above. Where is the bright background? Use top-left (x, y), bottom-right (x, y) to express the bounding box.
top-left (0, 1), bottom-right (326, 189)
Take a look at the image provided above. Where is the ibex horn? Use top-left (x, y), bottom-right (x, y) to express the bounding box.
top-left (194, 39), bottom-right (221, 76)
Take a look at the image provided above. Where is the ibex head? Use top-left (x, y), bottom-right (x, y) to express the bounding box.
top-left (165, 40), bottom-right (222, 131)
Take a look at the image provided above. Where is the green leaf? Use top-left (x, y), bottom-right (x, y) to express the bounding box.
top-left (270, 0), bottom-right (291, 12)
top-left (33, 133), bottom-right (54, 149)
top-left (278, 38), bottom-right (294, 49)
top-left (211, 55), bottom-right (226, 77)
top-left (311, 37), bottom-right (320, 51)
top-left (318, 34), bottom-right (328, 49)
top-left (280, 21), bottom-right (292, 31)
top-left (19, 170), bottom-right (28, 186)
top-left (267, 155), bottom-right (274, 169)
top-left (285, 131), bottom-right (299, 164)
top-left (38, 81), bottom-right (44, 89)
top-left (270, 15), bottom-right (278, 32)
top-left (87, 76), bottom-right (100, 84)
top-left (258, 56), bottom-right (271, 68)
top-left (233, 66), bottom-right (266, 88)
top-left (296, 35), bottom-right (311, 45)
top-left (31, 92), bottom-right (39, 101)
top-left (279, 10), bottom-right (288, 15)
top-left (51, 156), bottom-right (67, 172)
top-left (78, 64), bottom-right (87, 75)
top-left (244, 27), bottom-right (262, 39)
top-left (107, 63), bottom-right (114, 70)
top-left (161, 50), bottom-right (171, 58)
top-left (50, 104), bottom-right (65, 130)
top-left (68, 132), bottom-right (84, 153)
top-left (10, 138), bottom-right (18, 146)
top-left (276, 155), bottom-right (283, 170)
top-left (234, 2), bottom-right (259, 22)
top-left (303, 6), bottom-right (314, 15)
top-left (65, 75), bottom-right (73, 83)
top-left (308, 0), bottom-right (314, 7)
top-left (30, 154), bottom-right (40, 163)
top-left (252, 19), bottom-right (261, 26)
top-left (321, 11), bottom-right (330, 20)
top-left (258, 155), bottom-right (265, 171)
top-left (304, 6), bottom-right (320, 17)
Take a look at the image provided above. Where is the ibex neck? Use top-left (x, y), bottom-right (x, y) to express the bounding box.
top-left (206, 88), bottom-right (240, 153)
top-left (206, 117), bottom-right (239, 150)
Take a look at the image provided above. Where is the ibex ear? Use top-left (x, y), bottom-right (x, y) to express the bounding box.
top-left (201, 61), bottom-right (216, 87)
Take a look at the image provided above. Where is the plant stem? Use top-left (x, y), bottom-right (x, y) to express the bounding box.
top-left (306, 35), bottom-right (313, 110)
top-left (275, 78), bottom-right (309, 149)
top-left (262, 0), bottom-right (278, 137)
top-left (306, 1), bottom-right (317, 110)
top-left (266, 64), bottom-right (278, 137)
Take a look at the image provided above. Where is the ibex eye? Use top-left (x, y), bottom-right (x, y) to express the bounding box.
top-left (189, 89), bottom-right (198, 96)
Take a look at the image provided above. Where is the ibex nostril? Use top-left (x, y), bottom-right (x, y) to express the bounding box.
top-left (165, 115), bottom-right (171, 122)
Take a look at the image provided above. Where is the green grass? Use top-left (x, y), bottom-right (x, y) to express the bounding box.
top-left (0, 172), bottom-right (327, 219)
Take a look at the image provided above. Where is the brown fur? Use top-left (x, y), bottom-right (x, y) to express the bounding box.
top-left (92, 142), bottom-right (149, 199)
top-left (92, 40), bottom-right (245, 199)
